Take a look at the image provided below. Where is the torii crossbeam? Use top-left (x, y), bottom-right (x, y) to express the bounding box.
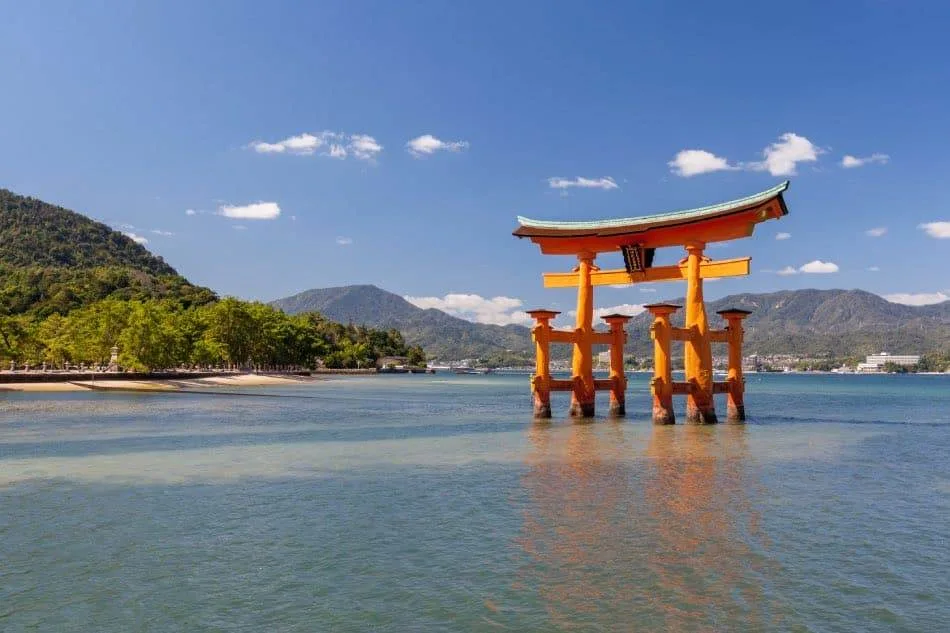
top-left (513, 181), bottom-right (790, 423)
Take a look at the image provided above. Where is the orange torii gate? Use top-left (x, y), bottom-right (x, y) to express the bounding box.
top-left (514, 181), bottom-right (790, 423)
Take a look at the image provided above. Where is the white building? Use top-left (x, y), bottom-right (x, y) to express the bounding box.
top-left (856, 352), bottom-right (920, 372)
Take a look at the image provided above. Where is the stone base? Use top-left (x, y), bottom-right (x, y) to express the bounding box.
top-left (685, 405), bottom-right (718, 425)
top-left (726, 404), bottom-right (745, 423)
top-left (652, 405), bottom-right (675, 425)
top-left (569, 400), bottom-right (595, 418)
top-left (608, 400), bottom-right (625, 417)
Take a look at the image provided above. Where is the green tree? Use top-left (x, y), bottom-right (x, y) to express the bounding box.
top-left (406, 345), bottom-right (426, 367)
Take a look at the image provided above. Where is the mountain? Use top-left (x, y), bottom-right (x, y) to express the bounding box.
top-left (625, 289), bottom-right (950, 358)
top-left (273, 285), bottom-right (950, 361)
top-left (271, 285), bottom-right (536, 360)
top-left (0, 189), bottom-right (216, 317)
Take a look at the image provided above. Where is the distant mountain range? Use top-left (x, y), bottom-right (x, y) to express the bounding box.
top-left (271, 285), bottom-right (536, 360)
top-left (272, 285), bottom-right (950, 361)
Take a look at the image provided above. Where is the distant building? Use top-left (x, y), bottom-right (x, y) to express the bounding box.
top-left (856, 352), bottom-right (920, 372)
top-left (376, 356), bottom-right (408, 368)
top-left (742, 354), bottom-right (762, 372)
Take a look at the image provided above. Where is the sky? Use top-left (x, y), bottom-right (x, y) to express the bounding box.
top-left (2, 1), bottom-right (949, 327)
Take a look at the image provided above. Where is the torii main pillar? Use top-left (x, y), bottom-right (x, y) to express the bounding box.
top-left (683, 241), bottom-right (717, 424)
top-left (569, 252), bottom-right (597, 417)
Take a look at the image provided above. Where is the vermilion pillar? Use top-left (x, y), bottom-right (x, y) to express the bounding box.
top-left (570, 252), bottom-right (597, 417)
top-left (716, 308), bottom-right (751, 423)
top-left (646, 303), bottom-right (679, 424)
top-left (527, 309), bottom-right (559, 418)
top-left (683, 241), bottom-right (717, 424)
top-left (601, 314), bottom-right (632, 417)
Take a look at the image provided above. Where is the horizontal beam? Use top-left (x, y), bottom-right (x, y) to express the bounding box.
top-left (709, 330), bottom-right (730, 343)
top-left (549, 330), bottom-right (574, 344)
top-left (670, 380), bottom-right (734, 395)
top-left (542, 257), bottom-right (750, 288)
top-left (671, 327), bottom-right (690, 342)
top-left (545, 378), bottom-right (621, 392)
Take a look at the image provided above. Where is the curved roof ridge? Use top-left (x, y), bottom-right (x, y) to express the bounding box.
top-left (517, 180), bottom-right (789, 230)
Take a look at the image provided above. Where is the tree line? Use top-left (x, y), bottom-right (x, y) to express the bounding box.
top-left (0, 297), bottom-right (426, 371)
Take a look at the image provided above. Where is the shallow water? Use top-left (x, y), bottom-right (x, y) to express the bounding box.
top-left (2, 373), bottom-right (949, 631)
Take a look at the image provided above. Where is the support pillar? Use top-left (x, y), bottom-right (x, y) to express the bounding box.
top-left (602, 314), bottom-right (633, 417)
top-left (527, 310), bottom-right (559, 418)
top-left (717, 309), bottom-right (751, 423)
top-left (684, 242), bottom-right (717, 424)
top-left (646, 304), bottom-right (679, 424)
top-left (570, 252), bottom-right (597, 417)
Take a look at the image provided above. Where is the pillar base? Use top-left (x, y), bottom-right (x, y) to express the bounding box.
top-left (608, 401), bottom-right (625, 417)
top-left (569, 400), bottom-right (595, 418)
top-left (685, 405), bottom-right (718, 425)
top-left (652, 405), bottom-right (675, 425)
top-left (533, 402), bottom-right (552, 418)
top-left (726, 404), bottom-right (745, 423)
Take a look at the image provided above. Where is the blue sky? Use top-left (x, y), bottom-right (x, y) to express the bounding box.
top-left (2, 1), bottom-right (948, 326)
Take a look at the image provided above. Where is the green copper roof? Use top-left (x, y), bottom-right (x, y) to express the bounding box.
top-left (515, 180), bottom-right (789, 234)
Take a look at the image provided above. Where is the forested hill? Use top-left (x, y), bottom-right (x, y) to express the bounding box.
top-left (0, 189), bottom-right (215, 316)
top-left (271, 285), bottom-right (535, 361)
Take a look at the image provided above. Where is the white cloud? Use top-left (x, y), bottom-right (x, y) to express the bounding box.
top-left (865, 227), bottom-right (887, 237)
top-left (249, 132), bottom-right (382, 161)
top-left (123, 232), bottom-right (148, 245)
top-left (251, 133), bottom-right (322, 155)
top-left (151, 229), bottom-right (174, 236)
top-left (776, 232), bottom-right (791, 240)
top-left (776, 261), bottom-right (840, 275)
top-left (883, 292), bottom-right (949, 306)
top-left (185, 209), bottom-right (197, 216)
top-left (593, 304), bottom-right (646, 320)
top-left (919, 221), bottom-right (950, 239)
top-left (406, 134), bottom-right (469, 157)
top-left (748, 133), bottom-right (822, 176)
top-left (547, 176), bottom-right (618, 190)
top-left (841, 153), bottom-right (889, 168)
top-left (404, 293), bottom-right (533, 326)
top-left (336, 236), bottom-right (353, 246)
top-left (348, 134), bottom-right (382, 161)
top-left (640, 287), bottom-right (657, 293)
top-left (799, 260), bottom-right (839, 274)
top-left (868, 266), bottom-right (880, 272)
top-left (667, 149), bottom-right (734, 177)
top-left (217, 202), bottom-right (281, 220)
top-left (669, 132), bottom-right (821, 178)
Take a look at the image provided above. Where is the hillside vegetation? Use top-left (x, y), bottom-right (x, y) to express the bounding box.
top-left (0, 189), bottom-right (215, 317)
top-left (0, 190), bottom-right (421, 370)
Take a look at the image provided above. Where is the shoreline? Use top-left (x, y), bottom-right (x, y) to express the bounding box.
top-left (0, 372), bottom-right (324, 393)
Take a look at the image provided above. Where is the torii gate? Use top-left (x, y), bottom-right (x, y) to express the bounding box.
top-left (514, 181), bottom-right (790, 424)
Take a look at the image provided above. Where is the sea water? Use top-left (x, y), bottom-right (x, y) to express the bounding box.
top-left (1, 373), bottom-right (948, 631)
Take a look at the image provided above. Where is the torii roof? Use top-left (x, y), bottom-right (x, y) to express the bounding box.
top-left (513, 181), bottom-right (789, 254)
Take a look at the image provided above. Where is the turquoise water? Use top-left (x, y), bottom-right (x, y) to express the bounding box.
top-left (2, 373), bottom-right (949, 631)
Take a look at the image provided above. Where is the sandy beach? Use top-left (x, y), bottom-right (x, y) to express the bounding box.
top-left (0, 373), bottom-right (314, 393)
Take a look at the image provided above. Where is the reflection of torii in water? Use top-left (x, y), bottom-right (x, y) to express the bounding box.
top-left (513, 423), bottom-right (787, 629)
